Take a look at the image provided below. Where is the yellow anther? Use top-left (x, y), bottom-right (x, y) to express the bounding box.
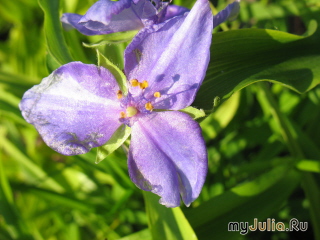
top-left (139, 80), bottom-right (149, 89)
top-left (145, 102), bottom-right (154, 111)
top-left (130, 79), bottom-right (139, 87)
top-left (117, 90), bottom-right (123, 99)
top-left (120, 111), bottom-right (126, 118)
top-left (154, 92), bottom-right (161, 98)
top-left (126, 106), bottom-right (138, 117)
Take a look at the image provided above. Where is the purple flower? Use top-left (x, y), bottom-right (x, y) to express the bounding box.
top-left (61, 0), bottom-right (240, 36)
top-left (61, 0), bottom-right (189, 35)
top-left (20, 0), bottom-right (239, 207)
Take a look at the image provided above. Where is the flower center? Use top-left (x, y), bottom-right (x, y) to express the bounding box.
top-left (126, 106), bottom-right (138, 117)
top-left (117, 79), bottom-right (163, 123)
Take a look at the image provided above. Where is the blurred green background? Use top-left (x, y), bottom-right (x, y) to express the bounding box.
top-left (1, 0), bottom-right (320, 239)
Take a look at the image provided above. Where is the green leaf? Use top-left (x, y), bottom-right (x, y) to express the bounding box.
top-left (0, 72), bottom-right (36, 97)
top-left (38, 0), bottom-right (73, 66)
top-left (144, 191), bottom-right (197, 240)
top-left (96, 125), bottom-right (131, 164)
top-left (200, 91), bottom-right (240, 139)
top-left (179, 106), bottom-right (205, 120)
top-left (296, 159), bottom-right (320, 173)
top-left (194, 21), bottom-right (320, 110)
top-left (0, 137), bottom-right (64, 193)
top-left (118, 229), bottom-right (151, 240)
top-left (83, 31), bottom-right (138, 47)
top-left (46, 53), bottom-right (62, 73)
top-left (0, 151), bottom-right (32, 239)
top-left (19, 186), bottom-right (94, 212)
top-left (97, 50), bottom-right (128, 94)
top-left (301, 173), bottom-right (320, 240)
top-left (185, 166), bottom-right (301, 240)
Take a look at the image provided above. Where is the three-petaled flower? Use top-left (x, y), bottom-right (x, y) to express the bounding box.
top-left (20, 0), bottom-right (240, 207)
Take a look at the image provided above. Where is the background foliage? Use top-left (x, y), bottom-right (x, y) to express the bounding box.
top-left (1, 0), bottom-right (320, 239)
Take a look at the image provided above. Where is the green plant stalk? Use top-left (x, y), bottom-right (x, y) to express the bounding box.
top-left (257, 83), bottom-right (303, 158)
top-left (143, 191), bottom-right (197, 240)
top-left (257, 82), bottom-right (320, 240)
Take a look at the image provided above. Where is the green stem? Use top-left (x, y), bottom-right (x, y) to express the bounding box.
top-left (143, 191), bottom-right (197, 240)
top-left (300, 172), bottom-right (320, 240)
top-left (258, 83), bottom-right (303, 158)
top-left (257, 83), bottom-right (320, 240)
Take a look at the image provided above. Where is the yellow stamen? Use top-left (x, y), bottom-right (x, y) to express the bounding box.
top-left (117, 90), bottom-right (123, 99)
top-left (139, 80), bottom-right (149, 89)
top-left (120, 111), bottom-right (126, 118)
top-left (145, 102), bottom-right (154, 111)
top-left (130, 79), bottom-right (139, 87)
top-left (154, 92), bottom-right (161, 98)
top-left (126, 106), bottom-right (138, 117)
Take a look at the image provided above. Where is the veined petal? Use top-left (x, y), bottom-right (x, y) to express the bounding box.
top-left (61, 14), bottom-right (108, 36)
top-left (124, 0), bottom-right (213, 110)
top-left (160, 4), bottom-right (189, 22)
top-left (19, 62), bottom-right (123, 156)
top-left (79, 0), bottom-right (132, 27)
top-left (62, 0), bottom-right (145, 35)
top-left (128, 111), bottom-right (207, 207)
top-left (213, 0), bottom-right (240, 28)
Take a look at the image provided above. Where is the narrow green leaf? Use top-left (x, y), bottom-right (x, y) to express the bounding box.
top-left (179, 106), bottom-right (205, 120)
top-left (38, 0), bottom-right (73, 65)
top-left (185, 166), bottom-right (301, 240)
top-left (0, 71), bottom-right (37, 86)
top-left (0, 137), bottom-right (64, 193)
top-left (64, 30), bottom-right (90, 63)
top-left (194, 22), bottom-right (320, 110)
top-left (0, 72), bottom-right (36, 97)
top-left (64, 223), bottom-right (80, 240)
top-left (80, 152), bottom-right (134, 189)
top-left (97, 50), bottom-right (128, 94)
top-left (0, 151), bottom-right (32, 239)
top-left (118, 229), bottom-right (151, 240)
top-left (46, 51), bottom-right (63, 73)
top-left (296, 159), bottom-right (320, 173)
top-left (301, 173), bottom-right (320, 240)
top-left (144, 191), bottom-right (197, 240)
top-left (83, 31), bottom-right (138, 47)
top-left (19, 186), bottom-right (94, 212)
top-left (96, 125), bottom-right (131, 163)
top-left (0, 153), bottom-right (13, 204)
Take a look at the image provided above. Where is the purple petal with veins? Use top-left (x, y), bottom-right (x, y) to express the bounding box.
top-left (19, 62), bottom-right (122, 155)
top-left (124, 0), bottom-right (213, 110)
top-left (62, 0), bottom-right (160, 35)
top-left (160, 4), bottom-right (189, 22)
top-left (128, 111), bottom-right (207, 207)
top-left (213, 0), bottom-right (240, 28)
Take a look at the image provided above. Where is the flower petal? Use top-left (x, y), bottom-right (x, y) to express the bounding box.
top-left (19, 62), bottom-right (123, 155)
top-left (160, 4), bottom-right (189, 22)
top-left (61, 14), bottom-right (106, 36)
top-left (79, 0), bottom-right (132, 27)
top-left (61, 0), bottom-right (145, 35)
top-left (124, 0), bottom-right (213, 110)
top-left (213, 0), bottom-right (240, 28)
top-left (128, 111), bottom-right (208, 207)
